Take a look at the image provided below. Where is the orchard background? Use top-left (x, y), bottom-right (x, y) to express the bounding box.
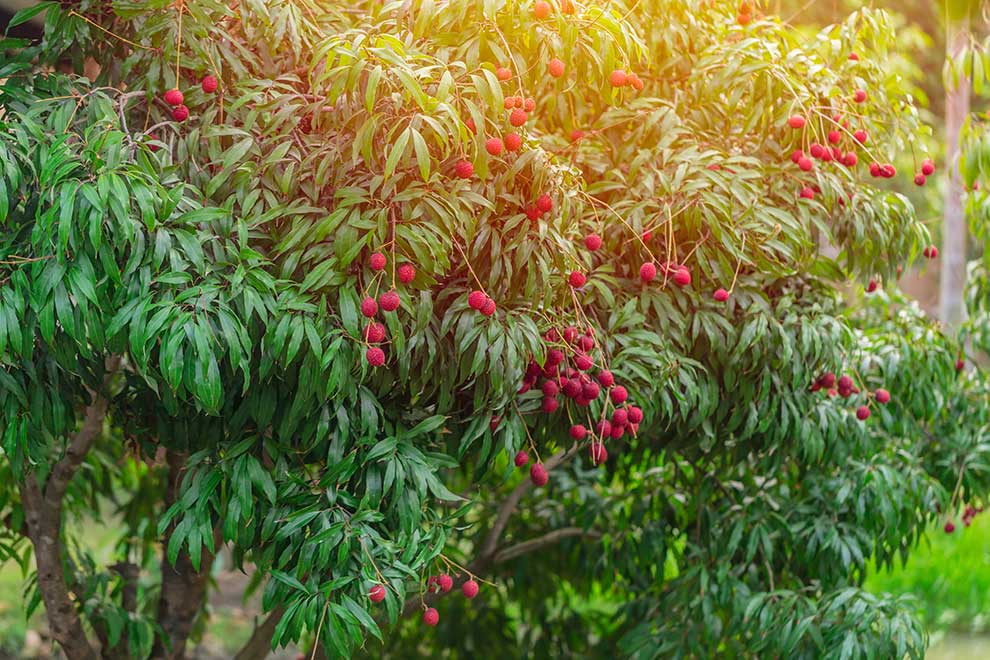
top-left (1, 0), bottom-right (990, 658)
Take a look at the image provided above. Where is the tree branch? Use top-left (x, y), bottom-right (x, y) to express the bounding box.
top-left (233, 607), bottom-right (286, 660)
top-left (492, 527), bottom-right (600, 564)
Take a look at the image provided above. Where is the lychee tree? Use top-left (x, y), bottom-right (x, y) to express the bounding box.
top-left (1, 1), bottom-right (988, 659)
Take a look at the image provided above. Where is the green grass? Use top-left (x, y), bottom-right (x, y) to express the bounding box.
top-left (865, 513), bottom-right (990, 632)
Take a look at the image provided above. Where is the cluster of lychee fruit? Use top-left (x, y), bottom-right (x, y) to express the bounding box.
top-left (809, 372), bottom-right (889, 421)
top-left (367, 573), bottom-right (480, 628)
top-left (162, 74), bottom-right (218, 123)
top-left (360, 253), bottom-right (417, 367)
top-left (945, 504), bottom-right (984, 533)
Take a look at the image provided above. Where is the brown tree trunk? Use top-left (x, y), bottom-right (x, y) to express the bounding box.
top-left (150, 450), bottom-right (215, 660)
top-left (233, 607), bottom-right (285, 660)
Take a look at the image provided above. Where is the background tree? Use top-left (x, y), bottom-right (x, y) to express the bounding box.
top-left (0, 1), bottom-right (988, 659)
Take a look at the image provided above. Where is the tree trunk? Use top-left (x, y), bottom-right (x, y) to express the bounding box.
top-left (150, 450), bottom-right (215, 660)
top-left (940, 13), bottom-right (971, 327)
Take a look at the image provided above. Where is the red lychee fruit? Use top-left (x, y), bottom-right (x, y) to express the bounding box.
top-left (853, 89), bottom-right (867, 103)
top-left (640, 262), bottom-right (657, 282)
top-left (542, 380), bottom-right (560, 397)
top-left (530, 463), bottom-right (549, 486)
top-left (628, 406), bottom-right (644, 424)
top-left (856, 405), bottom-right (870, 421)
top-left (589, 442), bottom-right (608, 465)
top-left (673, 267), bottom-right (691, 287)
top-left (866, 279), bottom-right (877, 293)
top-left (438, 575), bottom-right (453, 593)
top-left (582, 382), bottom-right (600, 400)
top-left (610, 385), bottom-right (628, 404)
top-left (791, 150), bottom-right (804, 164)
top-left (366, 347), bottom-right (386, 367)
top-left (496, 66), bottom-right (512, 81)
top-left (563, 326), bottom-right (578, 343)
top-left (809, 143), bottom-right (825, 159)
top-left (361, 297), bottom-right (378, 318)
top-left (612, 408), bottom-right (629, 427)
top-left (570, 129), bottom-right (585, 141)
top-left (945, 521), bottom-right (955, 534)
top-left (853, 130), bottom-right (868, 145)
top-left (921, 158), bottom-right (935, 176)
top-left (914, 173), bottom-right (926, 186)
top-left (875, 388), bottom-right (890, 404)
top-left (454, 160), bottom-right (474, 179)
top-left (800, 186), bottom-right (815, 200)
top-left (369, 252), bottom-right (387, 271)
top-left (957, 359), bottom-right (965, 371)
top-left (468, 290), bottom-right (487, 310)
top-left (787, 115), bottom-right (806, 129)
top-left (480, 297), bottom-right (497, 316)
top-left (569, 271), bottom-right (587, 288)
top-left (714, 288), bottom-right (729, 302)
top-left (423, 608), bottom-right (439, 626)
top-left (609, 69), bottom-right (628, 87)
top-left (820, 372), bottom-right (836, 388)
top-left (509, 108), bottom-right (528, 127)
top-left (379, 290), bottom-right (401, 312)
top-left (597, 370), bottom-right (614, 387)
top-left (171, 104), bottom-right (190, 121)
top-left (797, 156), bottom-right (813, 171)
top-left (827, 129), bottom-right (841, 144)
top-left (575, 354), bottom-right (593, 371)
top-left (548, 58), bottom-right (565, 77)
top-left (164, 88), bottom-right (184, 106)
top-left (533, 0), bottom-right (551, 18)
top-left (542, 397), bottom-right (559, 413)
top-left (514, 450), bottom-right (529, 467)
top-left (525, 204), bottom-right (541, 221)
top-left (570, 424), bottom-right (587, 440)
top-left (504, 132), bottom-right (522, 151)
top-left (364, 322), bottom-right (386, 343)
top-left (842, 152), bottom-right (857, 167)
top-left (595, 419), bottom-right (612, 437)
top-left (523, 98), bottom-right (536, 112)
top-left (201, 75), bottom-right (218, 93)
top-left (397, 263), bottom-right (416, 284)
top-left (486, 137), bottom-right (503, 155)
top-left (880, 164), bottom-right (896, 178)
top-left (585, 234), bottom-right (602, 251)
top-left (923, 245), bottom-right (938, 259)
top-left (462, 579), bottom-right (479, 599)
top-left (536, 194), bottom-right (553, 213)
top-left (849, 52), bottom-right (860, 61)
top-left (610, 424), bottom-right (625, 440)
top-left (369, 584), bottom-right (386, 603)
top-left (869, 162), bottom-right (881, 177)
top-left (628, 73), bottom-right (644, 90)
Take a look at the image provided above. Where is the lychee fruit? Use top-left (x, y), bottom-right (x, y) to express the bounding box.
top-left (438, 574), bottom-right (453, 593)
top-left (369, 584), bottom-right (386, 603)
top-left (548, 58), bottom-right (565, 77)
top-left (714, 288), bottom-right (729, 302)
top-left (842, 152), bottom-right (857, 167)
top-left (673, 267), bottom-right (691, 287)
top-left (628, 73), bottom-right (644, 90)
top-left (866, 279), bottom-right (877, 293)
top-left (797, 156), bottom-right (813, 171)
top-left (164, 88), bottom-right (184, 106)
top-left (856, 405), bottom-right (870, 421)
top-left (366, 347), bottom-right (386, 367)
top-left (201, 75), bottom-right (218, 93)
top-left (810, 143), bottom-right (825, 158)
top-left (787, 115), bottom-right (806, 129)
top-left (875, 388), bottom-right (890, 404)
top-left (597, 370), bottom-right (614, 387)
top-left (525, 204), bottom-right (541, 221)
top-left (640, 262), bottom-right (657, 282)
top-left (523, 98), bottom-right (536, 112)
top-left (504, 132), bottom-right (522, 151)
top-left (610, 385), bottom-right (628, 404)
top-left (361, 297), bottom-right (378, 318)
top-left (584, 234), bottom-right (602, 251)
top-left (514, 450), bottom-right (529, 467)
top-left (397, 263), bottom-right (416, 284)
top-left (612, 408), bottom-right (628, 427)
top-left (914, 173), bottom-right (926, 186)
top-left (533, 0), bottom-right (551, 19)
top-left (921, 158), bottom-right (935, 176)
top-left (364, 322), bottom-right (386, 343)
top-left (509, 108), bottom-right (528, 127)
top-left (853, 89), bottom-right (867, 103)
top-left (496, 66), bottom-right (512, 81)
top-left (575, 354), bottom-right (593, 371)
top-left (608, 69), bottom-right (628, 87)
top-left (628, 406), bottom-right (643, 424)
top-left (800, 186), bottom-right (815, 200)
top-left (536, 194), bottom-right (553, 213)
top-left (530, 463), bottom-right (549, 486)
top-left (468, 290), bottom-right (487, 310)
top-left (945, 521), bottom-right (955, 534)
top-left (589, 442), bottom-right (608, 465)
top-left (454, 160), bottom-right (474, 179)
top-left (171, 105), bottom-right (190, 121)
top-left (486, 137), bottom-right (503, 155)
top-left (480, 297), bottom-right (497, 316)
top-left (462, 579), bottom-right (479, 599)
top-left (853, 129), bottom-right (868, 144)
top-left (827, 129), bottom-right (841, 144)
top-left (423, 608), bottom-right (439, 626)
top-left (570, 424), bottom-right (587, 440)
top-left (569, 271), bottom-right (587, 288)
top-left (542, 397), bottom-right (559, 413)
top-left (369, 252), bottom-right (387, 271)
top-left (379, 291), bottom-right (401, 312)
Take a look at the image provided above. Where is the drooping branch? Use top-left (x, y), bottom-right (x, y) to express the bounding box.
top-left (492, 526), bottom-right (601, 564)
top-left (233, 607), bottom-right (286, 660)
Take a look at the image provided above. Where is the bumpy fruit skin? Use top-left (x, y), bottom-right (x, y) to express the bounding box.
top-left (423, 608), bottom-right (440, 626)
top-left (454, 160), bottom-right (474, 179)
top-left (542, 397), bottom-right (559, 413)
top-left (608, 69), bottom-right (628, 87)
top-left (548, 58), bottom-right (565, 77)
top-left (568, 271), bottom-right (587, 288)
top-left (201, 75), bottom-right (219, 93)
top-left (164, 88), bottom-right (184, 106)
top-left (875, 388), bottom-right (890, 404)
top-left (462, 579), bottom-right (479, 599)
top-left (799, 186), bottom-right (815, 200)
top-left (570, 424), bottom-right (587, 440)
top-left (921, 158), bottom-right (935, 176)
top-left (797, 156), bottom-right (813, 171)
top-left (530, 463), bottom-right (549, 486)
top-left (589, 442), bottom-right (608, 465)
top-left (809, 143), bottom-right (825, 158)
top-left (914, 173), bottom-right (926, 186)
top-left (171, 104), bottom-right (190, 121)
top-left (397, 263), bottom-right (416, 284)
top-left (612, 408), bottom-right (629, 427)
top-left (787, 115), bottom-right (806, 129)
top-left (514, 450), bottom-right (529, 467)
top-left (923, 245), bottom-right (938, 259)
top-left (827, 129), bottom-right (841, 144)
top-left (584, 234), bottom-right (602, 251)
top-left (438, 574), bottom-right (454, 593)
top-left (628, 406), bottom-right (644, 424)
top-left (525, 204), bottom-right (541, 221)
top-left (504, 132), bottom-right (522, 151)
top-left (672, 267), bottom-right (691, 287)
top-left (610, 385), bottom-right (628, 404)
top-left (468, 290), bottom-right (487, 310)
top-left (360, 297), bottom-right (378, 318)
top-left (533, 0), bottom-right (551, 19)
top-left (853, 89), bottom-right (867, 103)
top-left (369, 584), bottom-right (386, 603)
top-left (366, 347), bottom-right (386, 367)
top-left (485, 137), bottom-right (503, 155)
top-left (849, 52), bottom-right (860, 60)
top-left (597, 370), bottom-right (614, 387)
top-left (856, 405), bottom-right (871, 421)
top-left (379, 291), bottom-right (401, 311)
top-left (853, 129), bottom-right (868, 144)
top-left (714, 288), bottom-right (729, 302)
top-left (842, 152), bottom-right (857, 167)
top-left (364, 322), bottom-right (386, 343)
top-left (510, 108), bottom-right (529, 127)
top-left (570, 129), bottom-right (585, 142)
top-left (536, 194), bottom-right (553, 213)
top-left (628, 73), bottom-right (644, 90)
top-left (480, 297), bottom-right (497, 316)
top-left (496, 66), bottom-right (512, 81)
top-left (369, 252), bottom-right (387, 271)
top-left (639, 262), bottom-right (657, 282)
